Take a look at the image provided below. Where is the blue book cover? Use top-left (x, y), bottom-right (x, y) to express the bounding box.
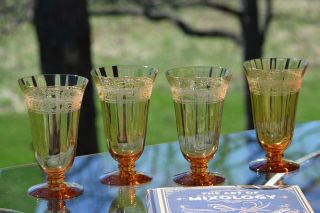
top-left (146, 185), bottom-right (314, 213)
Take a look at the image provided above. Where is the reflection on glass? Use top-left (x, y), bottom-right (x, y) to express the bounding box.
top-left (91, 65), bottom-right (157, 185)
top-left (45, 199), bottom-right (70, 213)
top-left (244, 58), bottom-right (308, 173)
top-left (166, 66), bottom-right (232, 186)
top-left (108, 187), bottom-right (145, 212)
top-left (18, 74), bottom-right (88, 199)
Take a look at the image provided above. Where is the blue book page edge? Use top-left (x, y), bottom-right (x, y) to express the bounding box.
top-left (146, 185), bottom-right (314, 213)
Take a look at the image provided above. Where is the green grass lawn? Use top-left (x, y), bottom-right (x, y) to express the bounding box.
top-left (1, 1), bottom-right (320, 168)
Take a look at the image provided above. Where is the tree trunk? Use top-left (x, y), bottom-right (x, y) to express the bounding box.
top-left (241, 0), bottom-right (263, 130)
top-left (33, 0), bottom-right (98, 155)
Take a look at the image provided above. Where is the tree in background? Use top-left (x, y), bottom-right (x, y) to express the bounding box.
top-left (33, 0), bottom-right (98, 155)
top-left (91, 0), bottom-right (273, 129)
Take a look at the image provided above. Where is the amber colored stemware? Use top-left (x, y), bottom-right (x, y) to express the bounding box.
top-left (91, 65), bottom-right (157, 186)
top-left (18, 74), bottom-right (88, 199)
top-left (166, 66), bottom-right (232, 186)
top-left (244, 58), bottom-right (308, 173)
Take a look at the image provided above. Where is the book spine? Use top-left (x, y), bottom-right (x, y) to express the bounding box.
top-left (292, 186), bottom-right (314, 213)
top-left (146, 190), bottom-right (158, 213)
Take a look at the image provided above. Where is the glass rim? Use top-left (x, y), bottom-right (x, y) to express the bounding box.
top-left (165, 66), bottom-right (232, 79)
top-left (18, 74), bottom-right (89, 87)
top-left (244, 67), bottom-right (306, 73)
top-left (90, 65), bottom-right (158, 77)
top-left (243, 57), bottom-right (309, 71)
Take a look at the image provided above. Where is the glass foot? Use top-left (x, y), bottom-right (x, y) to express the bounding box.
top-left (28, 182), bottom-right (83, 199)
top-left (173, 171), bottom-right (225, 186)
top-left (100, 171), bottom-right (152, 186)
top-left (249, 158), bottom-right (300, 173)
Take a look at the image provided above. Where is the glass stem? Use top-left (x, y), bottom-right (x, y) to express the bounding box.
top-left (266, 152), bottom-right (283, 165)
top-left (47, 171), bottom-right (66, 190)
top-left (118, 160), bottom-right (136, 178)
top-left (190, 159), bottom-right (208, 178)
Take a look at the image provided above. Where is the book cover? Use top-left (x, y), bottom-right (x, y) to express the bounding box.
top-left (146, 185), bottom-right (314, 213)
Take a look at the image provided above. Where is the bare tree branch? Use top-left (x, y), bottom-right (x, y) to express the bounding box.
top-left (145, 9), bottom-right (241, 44)
top-left (169, 0), bottom-right (242, 18)
top-left (90, 7), bottom-right (143, 17)
top-left (260, 0), bottom-right (273, 42)
top-left (90, 7), bottom-right (242, 45)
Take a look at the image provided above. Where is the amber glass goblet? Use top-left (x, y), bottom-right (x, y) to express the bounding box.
top-left (244, 58), bottom-right (308, 173)
top-left (91, 65), bottom-right (157, 186)
top-left (18, 74), bottom-right (88, 199)
top-left (166, 66), bottom-right (232, 186)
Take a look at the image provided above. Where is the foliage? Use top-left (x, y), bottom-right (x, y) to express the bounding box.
top-left (0, 0), bottom-right (32, 35)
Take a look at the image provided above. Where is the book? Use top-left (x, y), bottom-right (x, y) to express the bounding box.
top-left (146, 185), bottom-right (314, 213)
